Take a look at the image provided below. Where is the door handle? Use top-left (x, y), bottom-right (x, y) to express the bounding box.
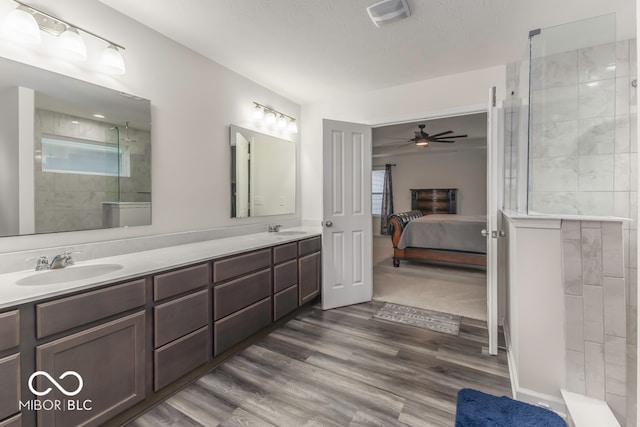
top-left (325, 221), bottom-right (333, 228)
top-left (481, 229), bottom-right (488, 237)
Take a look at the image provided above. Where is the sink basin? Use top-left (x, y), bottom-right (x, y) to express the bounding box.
top-left (16, 264), bottom-right (124, 286)
top-left (273, 231), bottom-right (306, 236)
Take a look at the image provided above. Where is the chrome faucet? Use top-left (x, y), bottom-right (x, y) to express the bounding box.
top-left (49, 251), bottom-right (77, 269)
top-left (268, 224), bottom-right (282, 232)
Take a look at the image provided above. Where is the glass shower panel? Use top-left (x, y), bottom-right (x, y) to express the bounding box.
top-left (528, 14), bottom-right (617, 215)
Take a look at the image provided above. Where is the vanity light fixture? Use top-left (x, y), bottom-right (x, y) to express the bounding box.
top-left (252, 102), bottom-right (298, 134)
top-left (3, 0), bottom-right (126, 74)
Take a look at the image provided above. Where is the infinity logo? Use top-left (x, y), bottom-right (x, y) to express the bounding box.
top-left (28, 371), bottom-right (84, 397)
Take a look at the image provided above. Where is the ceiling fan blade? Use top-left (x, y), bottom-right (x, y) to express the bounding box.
top-left (428, 130), bottom-right (453, 138)
top-left (433, 140), bottom-right (456, 143)
top-left (434, 134), bottom-right (468, 139)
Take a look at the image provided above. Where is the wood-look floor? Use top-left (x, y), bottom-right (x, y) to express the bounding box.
top-left (127, 301), bottom-right (511, 427)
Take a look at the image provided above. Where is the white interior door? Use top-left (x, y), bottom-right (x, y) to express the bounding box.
top-left (322, 119), bottom-right (373, 310)
top-left (486, 87), bottom-right (503, 356)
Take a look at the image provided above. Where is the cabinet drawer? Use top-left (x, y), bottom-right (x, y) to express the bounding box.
top-left (273, 242), bottom-right (297, 264)
top-left (298, 236), bottom-right (321, 257)
top-left (0, 354), bottom-right (19, 422)
top-left (0, 414), bottom-right (21, 427)
top-left (274, 260), bottom-right (297, 293)
top-left (155, 290), bottom-right (209, 348)
top-left (213, 249), bottom-right (271, 283)
top-left (154, 326), bottom-right (209, 391)
top-left (36, 311), bottom-right (145, 427)
top-left (154, 263), bottom-right (209, 302)
top-left (0, 310), bottom-right (19, 352)
top-left (36, 279), bottom-right (146, 338)
top-left (214, 297), bottom-right (271, 356)
top-left (213, 269), bottom-right (271, 321)
top-left (274, 285), bottom-right (298, 321)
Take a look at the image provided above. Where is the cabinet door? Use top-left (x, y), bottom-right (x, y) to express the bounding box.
top-left (36, 312), bottom-right (145, 427)
top-left (299, 251), bottom-right (321, 305)
top-left (0, 354), bottom-right (19, 422)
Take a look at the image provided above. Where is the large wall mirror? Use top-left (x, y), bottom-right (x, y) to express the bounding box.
top-left (230, 125), bottom-right (295, 218)
top-left (0, 57), bottom-right (151, 237)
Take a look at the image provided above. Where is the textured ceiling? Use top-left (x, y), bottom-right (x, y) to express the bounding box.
top-left (98, 0), bottom-right (636, 104)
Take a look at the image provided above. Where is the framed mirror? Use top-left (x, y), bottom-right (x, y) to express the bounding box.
top-left (0, 56), bottom-right (151, 237)
top-left (230, 125), bottom-right (295, 218)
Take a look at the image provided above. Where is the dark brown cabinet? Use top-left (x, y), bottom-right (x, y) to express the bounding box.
top-left (0, 354), bottom-right (19, 423)
top-left (35, 311), bottom-right (145, 427)
top-left (7, 234), bottom-right (321, 426)
top-left (299, 238), bottom-right (321, 305)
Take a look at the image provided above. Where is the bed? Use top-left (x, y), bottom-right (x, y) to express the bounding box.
top-left (388, 189), bottom-right (487, 268)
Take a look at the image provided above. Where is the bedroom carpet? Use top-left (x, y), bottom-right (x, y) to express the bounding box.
top-left (373, 235), bottom-right (487, 321)
top-left (374, 302), bottom-right (462, 335)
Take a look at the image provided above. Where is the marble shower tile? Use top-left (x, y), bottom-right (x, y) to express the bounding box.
top-left (578, 117), bottom-right (615, 155)
top-left (578, 192), bottom-right (613, 217)
top-left (578, 154), bottom-right (614, 192)
top-left (631, 114), bottom-right (637, 153)
top-left (531, 85), bottom-right (579, 124)
top-left (631, 153), bottom-right (638, 191)
top-left (583, 285), bottom-right (604, 342)
top-left (562, 220), bottom-right (581, 240)
top-left (614, 153), bottom-right (630, 192)
top-left (530, 120), bottom-right (578, 158)
top-left (566, 295), bottom-right (585, 350)
top-left (585, 341), bottom-right (606, 399)
top-left (603, 277), bottom-right (626, 337)
top-left (530, 51), bottom-right (578, 90)
top-left (630, 39), bottom-right (637, 78)
top-left (566, 349), bottom-right (586, 394)
top-left (628, 306), bottom-right (637, 346)
top-left (578, 79), bottom-right (616, 119)
top-left (529, 192), bottom-right (579, 215)
top-left (612, 192), bottom-right (630, 220)
top-left (602, 222), bottom-right (624, 278)
top-left (630, 268), bottom-right (638, 310)
top-left (616, 40), bottom-right (630, 78)
top-left (604, 335), bottom-right (627, 396)
top-left (531, 156), bottom-right (578, 192)
top-left (563, 239), bottom-right (583, 295)
top-left (630, 229), bottom-right (637, 269)
top-left (616, 76), bottom-right (631, 117)
top-left (579, 43), bottom-right (616, 83)
top-left (629, 192), bottom-right (637, 228)
top-left (615, 115), bottom-right (630, 154)
top-left (626, 342), bottom-right (637, 427)
top-left (606, 393), bottom-right (627, 426)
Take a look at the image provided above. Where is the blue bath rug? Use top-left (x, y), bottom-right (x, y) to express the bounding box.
top-left (455, 388), bottom-right (567, 427)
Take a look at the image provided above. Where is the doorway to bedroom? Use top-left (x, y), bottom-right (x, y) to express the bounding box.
top-left (371, 112), bottom-right (489, 321)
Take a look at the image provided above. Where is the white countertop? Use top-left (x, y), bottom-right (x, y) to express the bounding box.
top-left (0, 226), bottom-right (321, 310)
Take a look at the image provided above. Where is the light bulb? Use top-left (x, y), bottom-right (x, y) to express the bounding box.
top-left (277, 114), bottom-right (287, 129)
top-left (264, 110), bottom-right (276, 125)
top-left (58, 27), bottom-right (87, 61)
top-left (287, 120), bottom-right (298, 134)
top-left (101, 44), bottom-right (126, 75)
top-left (3, 7), bottom-right (41, 45)
top-left (252, 104), bottom-right (264, 120)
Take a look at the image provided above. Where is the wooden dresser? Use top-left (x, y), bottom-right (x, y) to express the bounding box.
top-left (410, 188), bottom-right (457, 215)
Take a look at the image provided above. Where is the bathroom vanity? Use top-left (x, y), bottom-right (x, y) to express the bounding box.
top-left (0, 229), bottom-right (321, 427)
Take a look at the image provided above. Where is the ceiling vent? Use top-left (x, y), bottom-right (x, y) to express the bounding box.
top-left (366, 0), bottom-right (411, 27)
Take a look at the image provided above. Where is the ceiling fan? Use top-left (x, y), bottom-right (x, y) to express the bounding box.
top-left (404, 124), bottom-right (468, 147)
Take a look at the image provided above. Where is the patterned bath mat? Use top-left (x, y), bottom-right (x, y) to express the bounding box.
top-left (373, 302), bottom-right (461, 335)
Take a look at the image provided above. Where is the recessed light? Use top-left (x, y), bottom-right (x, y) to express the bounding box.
top-left (71, 120), bottom-right (79, 124)
top-left (93, 114), bottom-right (105, 119)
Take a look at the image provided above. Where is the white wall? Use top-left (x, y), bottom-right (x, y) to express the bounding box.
top-left (373, 149), bottom-right (487, 216)
top-left (0, 0), bottom-right (300, 253)
top-left (300, 65), bottom-right (506, 222)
